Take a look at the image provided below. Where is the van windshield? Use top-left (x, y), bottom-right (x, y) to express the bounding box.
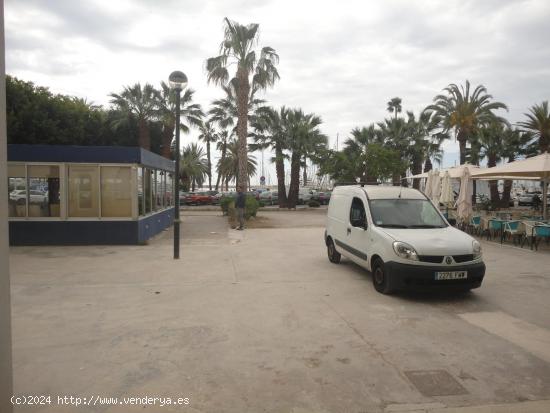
top-left (369, 199), bottom-right (447, 228)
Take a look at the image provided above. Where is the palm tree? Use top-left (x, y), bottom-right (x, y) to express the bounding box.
top-left (209, 86), bottom-right (237, 133)
top-left (110, 83), bottom-right (160, 150)
top-left (476, 121), bottom-right (506, 204)
top-left (343, 125), bottom-right (382, 184)
top-left (206, 18), bottom-right (279, 191)
top-left (250, 106), bottom-right (289, 207)
top-left (500, 128), bottom-right (536, 204)
top-left (214, 130), bottom-right (231, 191)
top-left (377, 117), bottom-right (410, 185)
top-left (180, 143), bottom-right (208, 192)
top-left (285, 109), bottom-right (327, 208)
top-left (217, 139), bottom-right (257, 190)
top-left (426, 80), bottom-right (508, 164)
top-left (157, 82), bottom-right (203, 159)
top-left (387, 97), bottom-right (402, 120)
top-left (517, 101), bottom-right (550, 153)
top-left (197, 121), bottom-right (218, 190)
top-left (408, 110), bottom-right (449, 189)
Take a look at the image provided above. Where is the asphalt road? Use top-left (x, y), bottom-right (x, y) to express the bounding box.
top-left (9, 210), bottom-right (550, 413)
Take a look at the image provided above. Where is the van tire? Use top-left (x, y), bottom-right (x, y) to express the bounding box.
top-left (327, 238), bottom-right (341, 264)
top-left (372, 258), bottom-right (393, 294)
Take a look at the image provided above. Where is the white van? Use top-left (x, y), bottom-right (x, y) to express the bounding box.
top-left (325, 185), bottom-right (485, 294)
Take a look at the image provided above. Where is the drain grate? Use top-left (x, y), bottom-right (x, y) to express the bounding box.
top-left (404, 370), bottom-right (468, 397)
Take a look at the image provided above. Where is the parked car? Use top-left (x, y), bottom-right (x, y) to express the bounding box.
top-left (298, 188), bottom-right (314, 204)
top-left (313, 191), bottom-right (332, 205)
top-left (179, 192), bottom-right (190, 204)
top-left (259, 190), bottom-right (278, 205)
top-left (325, 185), bottom-right (485, 294)
top-left (9, 189), bottom-right (47, 204)
top-left (518, 193), bottom-right (536, 206)
top-left (245, 191), bottom-right (260, 200)
top-left (205, 190), bottom-right (221, 204)
top-left (185, 192), bottom-right (213, 205)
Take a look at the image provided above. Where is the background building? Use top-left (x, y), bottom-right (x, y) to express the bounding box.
top-left (7, 144), bottom-right (175, 245)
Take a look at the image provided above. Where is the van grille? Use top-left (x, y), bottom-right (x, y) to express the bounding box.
top-left (418, 255), bottom-right (443, 263)
top-left (453, 254), bottom-right (474, 263)
top-left (418, 254), bottom-right (474, 263)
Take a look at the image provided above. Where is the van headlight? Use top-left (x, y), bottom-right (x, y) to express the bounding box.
top-left (393, 241), bottom-right (419, 261)
top-left (472, 240), bottom-right (482, 259)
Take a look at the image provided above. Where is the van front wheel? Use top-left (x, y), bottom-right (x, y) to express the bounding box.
top-left (327, 238), bottom-right (341, 264)
top-left (372, 258), bottom-right (393, 294)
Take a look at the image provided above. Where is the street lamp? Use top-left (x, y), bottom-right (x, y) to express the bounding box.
top-left (169, 70), bottom-right (188, 259)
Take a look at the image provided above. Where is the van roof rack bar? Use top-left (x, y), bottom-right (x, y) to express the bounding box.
top-left (333, 181), bottom-right (379, 187)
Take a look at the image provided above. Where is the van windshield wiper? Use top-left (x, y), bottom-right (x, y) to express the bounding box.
top-left (378, 224), bottom-right (409, 228)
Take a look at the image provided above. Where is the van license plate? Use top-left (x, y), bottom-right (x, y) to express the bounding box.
top-left (435, 271), bottom-right (467, 280)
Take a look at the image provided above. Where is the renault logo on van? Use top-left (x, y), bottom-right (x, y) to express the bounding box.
top-left (445, 256), bottom-right (453, 265)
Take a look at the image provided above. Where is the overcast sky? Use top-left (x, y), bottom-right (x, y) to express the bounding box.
top-left (5, 0), bottom-right (550, 183)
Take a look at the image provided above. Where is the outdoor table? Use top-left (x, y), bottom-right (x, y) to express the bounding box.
top-left (521, 221), bottom-right (550, 250)
top-left (487, 218), bottom-right (509, 243)
top-left (495, 211), bottom-right (512, 220)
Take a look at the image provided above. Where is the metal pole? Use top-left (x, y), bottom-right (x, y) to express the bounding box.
top-left (0, 1), bottom-right (14, 410)
top-left (543, 176), bottom-right (548, 220)
top-left (173, 89), bottom-right (181, 259)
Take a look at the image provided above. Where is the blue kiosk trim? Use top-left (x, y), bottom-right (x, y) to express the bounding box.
top-left (8, 144), bottom-right (175, 246)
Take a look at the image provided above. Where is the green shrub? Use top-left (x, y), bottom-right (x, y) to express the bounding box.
top-left (258, 201), bottom-right (265, 208)
top-left (225, 195), bottom-right (259, 221)
top-left (308, 200), bottom-right (321, 208)
top-left (220, 197), bottom-right (233, 215)
top-left (245, 195), bottom-right (259, 218)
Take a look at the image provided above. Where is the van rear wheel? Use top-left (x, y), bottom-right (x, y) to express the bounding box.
top-left (327, 238), bottom-right (341, 264)
top-left (372, 258), bottom-right (393, 294)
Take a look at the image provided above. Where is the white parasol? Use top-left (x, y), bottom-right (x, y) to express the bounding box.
top-left (430, 169), bottom-right (441, 203)
top-left (439, 171), bottom-right (454, 206)
top-left (456, 166), bottom-right (473, 221)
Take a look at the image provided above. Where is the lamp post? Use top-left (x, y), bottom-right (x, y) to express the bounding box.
top-left (169, 70), bottom-right (188, 259)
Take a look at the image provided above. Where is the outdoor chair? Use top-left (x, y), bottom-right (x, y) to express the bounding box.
top-left (503, 220), bottom-right (521, 245)
top-left (533, 224), bottom-right (550, 251)
top-left (469, 216), bottom-right (481, 235)
top-left (486, 219), bottom-right (503, 241)
top-left (521, 221), bottom-right (536, 249)
top-left (480, 216), bottom-right (491, 239)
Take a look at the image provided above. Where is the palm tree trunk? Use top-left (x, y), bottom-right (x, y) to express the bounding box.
top-left (424, 157), bottom-right (433, 173)
top-left (502, 180), bottom-right (513, 206)
top-left (161, 122), bottom-right (174, 159)
top-left (392, 164), bottom-right (401, 186)
top-left (206, 140), bottom-right (212, 190)
top-left (236, 67), bottom-right (250, 191)
top-left (540, 134), bottom-right (549, 154)
top-left (487, 155), bottom-right (499, 204)
top-left (302, 154), bottom-right (307, 186)
top-left (411, 157), bottom-right (423, 189)
top-left (288, 152), bottom-right (301, 209)
top-left (275, 145), bottom-right (287, 208)
top-left (138, 118), bottom-right (151, 150)
top-left (215, 141), bottom-right (227, 191)
top-left (457, 130), bottom-right (467, 165)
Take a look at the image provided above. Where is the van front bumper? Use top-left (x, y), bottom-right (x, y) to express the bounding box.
top-left (384, 261), bottom-right (486, 291)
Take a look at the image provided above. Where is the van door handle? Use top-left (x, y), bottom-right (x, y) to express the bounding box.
top-left (347, 227), bottom-right (351, 235)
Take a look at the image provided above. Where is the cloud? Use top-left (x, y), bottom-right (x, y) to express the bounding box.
top-left (5, 0), bottom-right (550, 177)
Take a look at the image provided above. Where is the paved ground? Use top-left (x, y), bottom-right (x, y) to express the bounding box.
top-left (9, 210), bottom-right (550, 412)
